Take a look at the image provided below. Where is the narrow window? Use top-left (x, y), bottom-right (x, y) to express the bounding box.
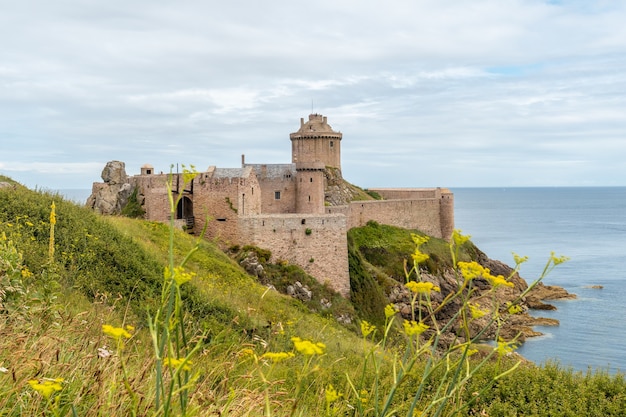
top-left (310, 177), bottom-right (313, 182)
top-left (274, 191), bottom-right (281, 200)
top-left (330, 141), bottom-right (334, 148)
top-left (301, 219), bottom-right (306, 225)
top-left (308, 195), bottom-right (311, 202)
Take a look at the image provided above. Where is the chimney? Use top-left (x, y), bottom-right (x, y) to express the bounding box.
top-left (241, 154), bottom-right (245, 167)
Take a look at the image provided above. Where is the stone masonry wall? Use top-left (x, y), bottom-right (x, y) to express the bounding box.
top-left (239, 214), bottom-right (350, 296)
top-left (346, 199), bottom-right (446, 239)
top-left (256, 175), bottom-right (297, 214)
top-left (367, 188), bottom-right (439, 200)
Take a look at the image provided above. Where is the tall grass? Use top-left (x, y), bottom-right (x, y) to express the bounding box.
top-left (1, 179), bottom-right (626, 415)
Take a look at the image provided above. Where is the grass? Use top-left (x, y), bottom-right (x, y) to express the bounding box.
top-left (1, 179), bottom-right (626, 416)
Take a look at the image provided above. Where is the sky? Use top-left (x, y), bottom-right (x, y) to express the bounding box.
top-left (1, 0), bottom-right (626, 191)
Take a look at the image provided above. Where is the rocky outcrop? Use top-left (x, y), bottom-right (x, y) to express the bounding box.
top-left (324, 167), bottom-right (375, 206)
top-left (239, 252), bottom-right (266, 279)
top-left (86, 161), bottom-right (133, 215)
top-left (387, 250), bottom-right (575, 345)
top-left (286, 281), bottom-right (312, 302)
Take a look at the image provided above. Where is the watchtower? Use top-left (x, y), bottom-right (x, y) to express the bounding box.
top-left (290, 114), bottom-right (342, 170)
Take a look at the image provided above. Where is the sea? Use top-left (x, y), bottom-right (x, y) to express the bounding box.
top-left (59, 187), bottom-right (626, 373)
top-left (453, 187), bottom-right (626, 374)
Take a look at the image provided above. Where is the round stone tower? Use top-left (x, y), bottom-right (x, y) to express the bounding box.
top-left (290, 114), bottom-right (342, 170)
top-left (295, 161), bottom-right (325, 214)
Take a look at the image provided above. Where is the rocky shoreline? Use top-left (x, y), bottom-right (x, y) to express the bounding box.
top-left (507, 282), bottom-right (576, 341)
top-left (386, 250), bottom-right (577, 345)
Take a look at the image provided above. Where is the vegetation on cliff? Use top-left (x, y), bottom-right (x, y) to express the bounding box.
top-left (1, 179), bottom-right (625, 416)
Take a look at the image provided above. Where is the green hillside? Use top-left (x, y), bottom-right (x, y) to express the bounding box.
top-left (1, 178), bottom-right (625, 416)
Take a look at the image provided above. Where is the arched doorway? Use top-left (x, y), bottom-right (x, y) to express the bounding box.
top-left (176, 196), bottom-right (194, 231)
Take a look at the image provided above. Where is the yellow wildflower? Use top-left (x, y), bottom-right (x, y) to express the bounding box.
top-left (457, 261), bottom-right (514, 288)
top-left (384, 303), bottom-right (398, 319)
top-left (102, 324), bottom-right (132, 340)
top-left (411, 248), bottom-right (429, 265)
top-left (468, 303), bottom-right (487, 319)
top-left (507, 303), bottom-right (523, 315)
top-left (496, 338), bottom-right (517, 357)
top-left (512, 252), bottom-right (529, 265)
top-left (403, 320), bottom-right (429, 336)
top-left (486, 274), bottom-right (514, 288)
top-left (21, 267), bottom-right (33, 279)
top-left (291, 336), bottom-right (326, 355)
top-left (261, 351), bottom-right (295, 363)
top-left (163, 357), bottom-right (192, 371)
top-left (360, 320), bottom-right (376, 338)
top-left (325, 384), bottom-right (343, 404)
top-left (239, 348), bottom-right (255, 357)
top-left (452, 229), bottom-right (471, 247)
top-left (164, 266), bottom-right (196, 286)
top-left (359, 389), bottom-right (369, 405)
top-left (49, 202), bottom-right (56, 225)
top-left (405, 281), bottom-right (440, 294)
top-left (457, 261), bottom-right (485, 282)
top-left (28, 378), bottom-right (63, 399)
top-left (550, 251), bottom-right (570, 266)
top-left (411, 233), bottom-right (429, 247)
top-left (182, 164), bottom-right (198, 184)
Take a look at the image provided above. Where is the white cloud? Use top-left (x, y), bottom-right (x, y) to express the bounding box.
top-left (2, 0), bottom-right (626, 190)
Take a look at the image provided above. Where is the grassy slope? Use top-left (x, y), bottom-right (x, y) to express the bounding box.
top-left (1, 182), bottom-right (625, 415)
top-left (0, 182), bottom-right (366, 415)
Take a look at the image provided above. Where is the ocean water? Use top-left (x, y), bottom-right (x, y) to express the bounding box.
top-left (453, 187), bottom-right (626, 373)
top-left (58, 189), bottom-right (92, 204)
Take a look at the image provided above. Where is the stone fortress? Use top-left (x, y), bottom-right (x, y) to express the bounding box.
top-left (88, 114), bottom-right (454, 297)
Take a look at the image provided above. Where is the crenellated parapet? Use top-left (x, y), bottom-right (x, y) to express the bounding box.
top-left (290, 114), bottom-right (342, 170)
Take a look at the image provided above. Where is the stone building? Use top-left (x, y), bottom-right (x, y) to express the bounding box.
top-left (88, 114), bottom-right (454, 297)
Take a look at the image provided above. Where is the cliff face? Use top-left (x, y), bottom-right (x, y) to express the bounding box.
top-left (324, 167), bottom-right (376, 206)
top-left (348, 222), bottom-right (576, 346)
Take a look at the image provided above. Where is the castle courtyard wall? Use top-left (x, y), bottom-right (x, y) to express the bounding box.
top-left (367, 188), bottom-right (441, 200)
top-left (326, 197), bottom-right (451, 240)
top-left (239, 214), bottom-right (350, 296)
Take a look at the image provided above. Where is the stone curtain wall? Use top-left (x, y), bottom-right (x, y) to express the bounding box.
top-left (192, 174), bottom-right (260, 245)
top-left (239, 214), bottom-right (350, 296)
top-left (256, 175), bottom-right (297, 214)
top-left (131, 174), bottom-right (170, 221)
top-left (367, 188), bottom-right (440, 200)
top-left (347, 188), bottom-right (455, 240)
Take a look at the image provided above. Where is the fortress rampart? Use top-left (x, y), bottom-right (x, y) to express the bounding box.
top-left (88, 114), bottom-right (453, 299)
top-left (239, 214), bottom-right (349, 296)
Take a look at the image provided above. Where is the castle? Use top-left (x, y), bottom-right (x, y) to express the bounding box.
top-left (89, 114), bottom-right (454, 296)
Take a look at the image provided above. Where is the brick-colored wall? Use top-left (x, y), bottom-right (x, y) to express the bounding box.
top-left (291, 137), bottom-right (341, 169)
top-left (295, 168), bottom-right (325, 214)
top-left (339, 199), bottom-right (448, 239)
top-left (256, 176), bottom-right (297, 214)
top-left (368, 188), bottom-right (439, 200)
top-left (239, 214), bottom-right (350, 296)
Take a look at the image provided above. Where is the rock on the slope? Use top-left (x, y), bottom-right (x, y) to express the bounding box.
top-left (286, 281), bottom-right (312, 302)
top-left (86, 161), bottom-right (133, 215)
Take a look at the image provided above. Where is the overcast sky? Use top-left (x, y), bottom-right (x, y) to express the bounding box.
top-left (2, 0), bottom-right (625, 191)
